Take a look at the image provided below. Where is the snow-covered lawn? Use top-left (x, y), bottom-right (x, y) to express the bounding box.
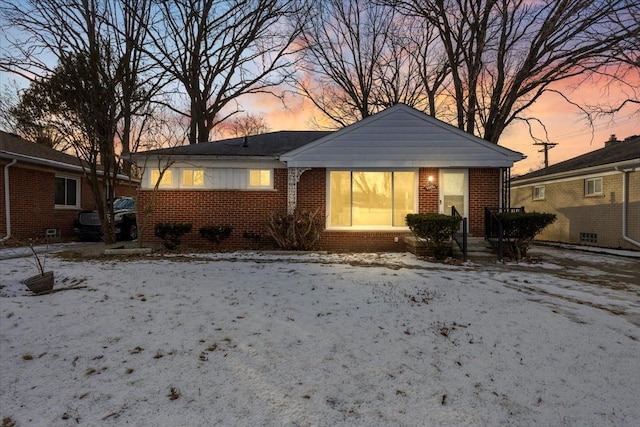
top-left (1, 249), bottom-right (639, 426)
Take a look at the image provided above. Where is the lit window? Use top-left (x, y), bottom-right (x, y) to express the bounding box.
top-left (54, 176), bottom-right (79, 208)
top-left (585, 177), bottom-right (602, 196)
top-left (150, 169), bottom-right (172, 187)
top-left (329, 170), bottom-right (416, 227)
top-left (183, 169), bottom-right (204, 187)
top-left (249, 169), bottom-right (272, 188)
top-left (533, 185), bottom-right (545, 200)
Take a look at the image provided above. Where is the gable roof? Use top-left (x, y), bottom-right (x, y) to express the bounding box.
top-left (135, 131), bottom-right (333, 159)
top-left (512, 135), bottom-right (640, 184)
top-left (280, 104), bottom-right (524, 168)
top-left (0, 130), bottom-right (84, 172)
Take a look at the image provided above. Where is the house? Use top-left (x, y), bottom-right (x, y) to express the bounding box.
top-left (511, 134), bottom-right (640, 251)
top-left (0, 131), bottom-right (137, 242)
top-left (133, 104), bottom-right (524, 251)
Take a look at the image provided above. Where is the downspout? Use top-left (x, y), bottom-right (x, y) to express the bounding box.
top-left (1, 159), bottom-right (17, 242)
top-left (616, 167), bottom-right (640, 248)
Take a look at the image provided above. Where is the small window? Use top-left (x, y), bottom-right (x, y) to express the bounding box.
top-left (150, 169), bottom-right (172, 187)
top-left (580, 233), bottom-right (597, 243)
top-left (54, 176), bottom-right (79, 208)
top-left (249, 169), bottom-right (272, 188)
top-left (585, 177), bottom-right (602, 196)
top-left (532, 185), bottom-right (545, 200)
top-left (183, 169), bottom-right (204, 187)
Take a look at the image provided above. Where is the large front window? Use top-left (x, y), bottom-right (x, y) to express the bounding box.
top-left (329, 170), bottom-right (416, 228)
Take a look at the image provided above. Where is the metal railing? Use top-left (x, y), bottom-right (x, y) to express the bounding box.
top-left (484, 206), bottom-right (525, 261)
top-left (451, 206), bottom-right (467, 262)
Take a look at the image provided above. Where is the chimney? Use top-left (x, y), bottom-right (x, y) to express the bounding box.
top-left (604, 134), bottom-right (619, 147)
top-left (242, 136), bottom-right (248, 147)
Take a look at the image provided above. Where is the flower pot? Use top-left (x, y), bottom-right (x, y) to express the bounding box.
top-left (22, 271), bottom-right (54, 294)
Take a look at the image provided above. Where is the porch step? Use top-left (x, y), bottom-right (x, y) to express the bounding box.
top-left (452, 236), bottom-right (497, 261)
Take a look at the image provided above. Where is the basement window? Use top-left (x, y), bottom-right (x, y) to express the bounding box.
top-left (580, 233), bottom-right (597, 244)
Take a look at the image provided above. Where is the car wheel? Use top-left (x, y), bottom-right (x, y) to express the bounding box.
top-left (128, 223), bottom-right (138, 241)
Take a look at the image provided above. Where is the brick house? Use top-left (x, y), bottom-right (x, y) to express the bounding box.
top-left (133, 104), bottom-right (524, 251)
top-left (0, 131), bottom-right (137, 242)
top-left (511, 134), bottom-right (640, 251)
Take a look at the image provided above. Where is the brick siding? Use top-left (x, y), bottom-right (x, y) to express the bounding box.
top-left (511, 171), bottom-right (640, 250)
top-left (0, 161), bottom-right (137, 241)
top-left (138, 167), bottom-right (500, 252)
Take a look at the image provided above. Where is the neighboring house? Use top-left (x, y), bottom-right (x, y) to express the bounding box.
top-left (0, 131), bottom-right (137, 241)
top-left (511, 134), bottom-right (640, 251)
top-left (133, 104), bottom-right (524, 251)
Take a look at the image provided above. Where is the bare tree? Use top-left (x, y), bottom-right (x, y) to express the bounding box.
top-left (222, 113), bottom-right (271, 137)
top-left (387, 0), bottom-right (640, 143)
top-left (0, 0), bottom-right (159, 243)
top-left (141, 0), bottom-right (304, 144)
top-left (296, 0), bottom-right (399, 127)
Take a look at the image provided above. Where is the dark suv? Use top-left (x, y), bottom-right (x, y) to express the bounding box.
top-left (73, 197), bottom-right (137, 241)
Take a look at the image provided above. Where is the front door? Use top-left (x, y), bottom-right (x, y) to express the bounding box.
top-left (439, 169), bottom-right (468, 217)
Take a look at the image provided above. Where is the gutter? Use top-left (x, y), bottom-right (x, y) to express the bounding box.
top-left (1, 159), bottom-right (17, 242)
top-left (616, 165), bottom-right (640, 248)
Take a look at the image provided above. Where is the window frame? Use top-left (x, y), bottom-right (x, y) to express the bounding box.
top-left (181, 169), bottom-right (205, 188)
top-left (54, 175), bottom-right (80, 209)
top-left (584, 177), bottom-right (603, 196)
top-left (150, 169), bottom-right (173, 188)
top-left (326, 169), bottom-right (417, 230)
top-left (248, 169), bottom-right (273, 189)
top-left (532, 185), bottom-right (545, 200)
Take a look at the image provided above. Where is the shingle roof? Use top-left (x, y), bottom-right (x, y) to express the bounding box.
top-left (512, 135), bottom-right (640, 181)
top-left (137, 131), bottom-right (334, 158)
top-left (0, 130), bottom-right (83, 168)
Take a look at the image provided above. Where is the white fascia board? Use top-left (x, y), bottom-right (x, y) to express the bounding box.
top-left (139, 155), bottom-right (285, 170)
top-left (0, 150), bottom-right (134, 181)
top-left (284, 159), bottom-right (519, 168)
top-left (511, 159), bottom-right (640, 187)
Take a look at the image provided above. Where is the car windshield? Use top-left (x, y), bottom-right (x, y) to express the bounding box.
top-left (113, 198), bottom-right (134, 210)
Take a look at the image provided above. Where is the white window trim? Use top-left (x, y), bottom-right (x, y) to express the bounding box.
top-left (247, 169), bottom-right (274, 190)
top-left (532, 185), bottom-right (545, 200)
top-left (149, 169), bottom-right (173, 188)
top-left (54, 175), bottom-right (81, 209)
top-left (325, 169), bottom-right (417, 230)
top-left (181, 168), bottom-right (205, 188)
top-left (584, 177), bottom-right (603, 196)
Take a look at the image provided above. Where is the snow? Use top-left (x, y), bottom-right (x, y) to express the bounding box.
top-left (1, 247), bottom-right (639, 426)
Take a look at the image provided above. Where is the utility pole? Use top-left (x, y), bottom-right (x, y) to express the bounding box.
top-left (533, 141), bottom-right (558, 168)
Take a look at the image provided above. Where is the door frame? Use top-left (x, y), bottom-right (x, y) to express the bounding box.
top-left (439, 169), bottom-right (469, 217)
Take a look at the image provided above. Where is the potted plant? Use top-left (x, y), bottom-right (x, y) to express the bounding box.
top-left (21, 241), bottom-right (54, 294)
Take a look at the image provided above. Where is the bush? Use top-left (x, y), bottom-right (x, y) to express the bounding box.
top-left (497, 212), bottom-right (556, 259)
top-left (406, 213), bottom-right (460, 260)
top-left (154, 223), bottom-right (193, 250)
top-left (199, 226), bottom-right (233, 245)
top-left (266, 209), bottom-right (323, 251)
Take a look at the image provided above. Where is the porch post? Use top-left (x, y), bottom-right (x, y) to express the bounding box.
top-left (287, 167), bottom-right (310, 214)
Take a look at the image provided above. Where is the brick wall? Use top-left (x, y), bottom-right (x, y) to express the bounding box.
top-left (136, 166), bottom-right (500, 252)
top-left (469, 168), bottom-right (500, 236)
top-left (0, 164), bottom-right (89, 240)
top-left (511, 171), bottom-right (640, 250)
top-left (0, 161), bottom-right (139, 241)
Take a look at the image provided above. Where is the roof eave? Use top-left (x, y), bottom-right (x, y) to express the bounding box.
top-left (512, 158), bottom-right (640, 185)
top-left (1, 150), bottom-right (136, 182)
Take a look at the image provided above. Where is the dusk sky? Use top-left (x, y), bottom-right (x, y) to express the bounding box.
top-left (237, 77), bottom-right (639, 176)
